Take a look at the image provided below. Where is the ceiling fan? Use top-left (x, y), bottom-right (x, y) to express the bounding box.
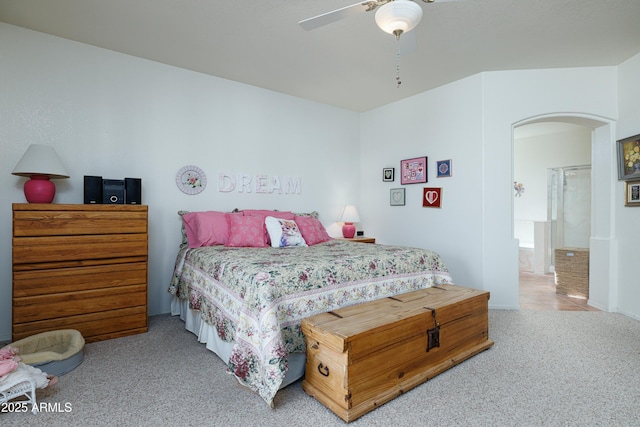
top-left (299, 0), bottom-right (461, 40)
top-left (299, 0), bottom-right (463, 87)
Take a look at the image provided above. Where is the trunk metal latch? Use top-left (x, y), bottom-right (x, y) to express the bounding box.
top-left (425, 307), bottom-right (440, 352)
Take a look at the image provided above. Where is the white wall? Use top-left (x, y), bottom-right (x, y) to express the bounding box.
top-left (482, 68), bottom-right (619, 310)
top-left (360, 76), bottom-right (485, 294)
top-left (0, 24), bottom-right (360, 341)
top-left (616, 52), bottom-right (640, 319)
top-left (362, 67), bottom-right (619, 311)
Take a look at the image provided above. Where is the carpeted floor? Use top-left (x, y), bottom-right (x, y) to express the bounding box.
top-left (2, 310), bottom-right (639, 426)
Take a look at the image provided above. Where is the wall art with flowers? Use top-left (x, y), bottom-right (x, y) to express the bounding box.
top-left (617, 134), bottom-right (640, 180)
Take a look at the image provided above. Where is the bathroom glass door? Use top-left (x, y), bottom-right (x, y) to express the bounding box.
top-left (547, 165), bottom-right (591, 267)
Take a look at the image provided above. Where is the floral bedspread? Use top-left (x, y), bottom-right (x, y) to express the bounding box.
top-left (168, 239), bottom-right (452, 407)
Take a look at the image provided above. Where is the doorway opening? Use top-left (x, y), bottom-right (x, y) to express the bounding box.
top-left (514, 121), bottom-right (595, 310)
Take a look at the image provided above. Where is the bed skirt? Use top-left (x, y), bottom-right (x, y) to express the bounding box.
top-left (170, 296), bottom-right (306, 389)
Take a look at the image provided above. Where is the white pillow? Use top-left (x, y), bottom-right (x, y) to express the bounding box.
top-left (265, 216), bottom-right (308, 248)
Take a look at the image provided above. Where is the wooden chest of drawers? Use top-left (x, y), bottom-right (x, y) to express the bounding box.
top-left (12, 203), bottom-right (148, 343)
top-left (301, 284), bottom-right (493, 422)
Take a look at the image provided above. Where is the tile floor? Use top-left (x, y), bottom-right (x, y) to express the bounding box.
top-left (519, 271), bottom-right (599, 311)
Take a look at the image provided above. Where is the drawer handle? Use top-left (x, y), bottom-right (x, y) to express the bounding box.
top-left (317, 363), bottom-right (329, 377)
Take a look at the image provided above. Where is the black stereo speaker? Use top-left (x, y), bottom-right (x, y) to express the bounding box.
top-left (125, 177), bottom-right (142, 205)
top-left (84, 176), bottom-right (103, 204)
top-left (102, 179), bottom-right (125, 204)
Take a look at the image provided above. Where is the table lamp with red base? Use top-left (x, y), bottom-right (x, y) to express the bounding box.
top-left (12, 144), bottom-right (70, 203)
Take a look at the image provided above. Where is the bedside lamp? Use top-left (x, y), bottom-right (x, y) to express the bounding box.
top-left (12, 144), bottom-right (70, 203)
top-left (340, 205), bottom-right (360, 238)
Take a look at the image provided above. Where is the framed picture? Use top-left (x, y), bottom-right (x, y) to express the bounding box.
top-left (400, 156), bottom-right (428, 185)
top-left (436, 159), bottom-right (452, 178)
top-left (423, 187), bottom-right (442, 208)
top-left (625, 180), bottom-right (640, 206)
top-left (617, 134), bottom-right (640, 180)
top-left (390, 188), bottom-right (405, 206)
top-left (383, 167), bottom-right (395, 182)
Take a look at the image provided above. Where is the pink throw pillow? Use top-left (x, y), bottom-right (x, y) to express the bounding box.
top-left (226, 213), bottom-right (269, 247)
top-left (182, 211), bottom-right (229, 248)
top-left (242, 209), bottom-right (294, 220)
top-left (294, 215), bottom-right (332, 246)
top-left (241, 210), bottom-right (295, 244)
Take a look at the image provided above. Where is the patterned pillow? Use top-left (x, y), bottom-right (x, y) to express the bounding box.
top-left (292, 211), bottom-right (319, 219)
top-left (242, 209), bottom-right (294, 219)
top-left (265, 216), bottom-right (308, 248)
top-left (242, 210), bottom-right (296, 244)
top-left (225, 213), bottom-right (269, 247)
top-left (294, 215), bottom-right (332, 246)
top-left (178, 210), bottom-right (190, 248)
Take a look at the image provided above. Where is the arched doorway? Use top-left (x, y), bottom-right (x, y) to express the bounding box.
top-left (513, 114), bottom-right (616, 312)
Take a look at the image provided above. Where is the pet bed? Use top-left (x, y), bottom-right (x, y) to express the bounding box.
top-left (10, 329), bottom-right (85, 377)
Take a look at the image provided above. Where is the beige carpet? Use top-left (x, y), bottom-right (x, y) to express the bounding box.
top-left (2, 310), bottom-right (639, 426)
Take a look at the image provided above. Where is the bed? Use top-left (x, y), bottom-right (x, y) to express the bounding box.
top-left (168, 210), bottom-right (453, 407)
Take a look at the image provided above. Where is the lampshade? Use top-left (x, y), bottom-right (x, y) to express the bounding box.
top-left (375, 0), bottom-right (423, 37)
top-left (12, 144), bottom-right (70, 178)
top-left (12, 144), bottom-right (70, 203)
top-left (340, 205), bottom-right (361, 223)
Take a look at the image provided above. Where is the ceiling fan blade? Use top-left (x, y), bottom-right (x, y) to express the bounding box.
top-left (399, 30), bottom-right (417, 55)
top-left (299, 2), bottom-right (374, 31)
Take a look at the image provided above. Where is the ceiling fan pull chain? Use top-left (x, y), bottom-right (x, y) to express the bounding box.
top-left (396, 38), bottom-right (402, 88)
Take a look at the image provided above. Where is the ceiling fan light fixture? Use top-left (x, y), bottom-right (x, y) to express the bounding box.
top-left (375, 0), bottom-right (423, 37)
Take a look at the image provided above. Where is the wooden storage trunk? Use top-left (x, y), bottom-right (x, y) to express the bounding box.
top-left (301, 284), bottom-right (493, 422)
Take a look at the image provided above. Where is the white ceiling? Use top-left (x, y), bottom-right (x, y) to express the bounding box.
top-left (1, 0), bottom-right (640, 112)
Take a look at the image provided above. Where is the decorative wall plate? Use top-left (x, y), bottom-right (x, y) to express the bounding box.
top-left (176, 165), bottom-right (206, 195)
top-left (436, 159), bottom-right (452, 178)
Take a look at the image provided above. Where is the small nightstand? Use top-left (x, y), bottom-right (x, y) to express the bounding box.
top-left (338, 237), bottom-right (376, 244)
